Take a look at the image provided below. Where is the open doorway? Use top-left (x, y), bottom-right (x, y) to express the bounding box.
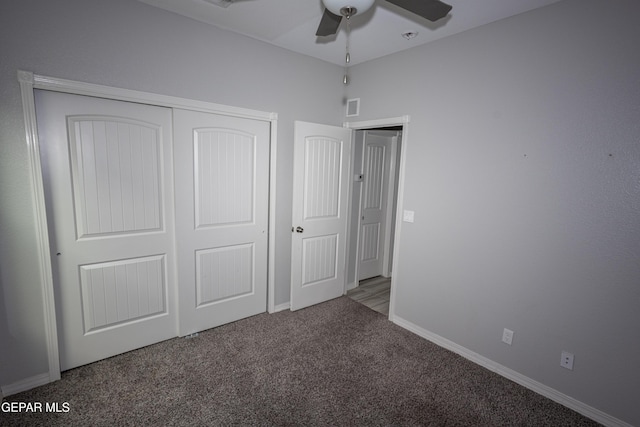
top-left (347, 276), bottom-right (392, 315)
top-left (346, 125), bottom-right (403, 317)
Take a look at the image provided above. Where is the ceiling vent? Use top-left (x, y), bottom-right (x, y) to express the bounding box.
top-left (203, 0), bottom-right (235, 8)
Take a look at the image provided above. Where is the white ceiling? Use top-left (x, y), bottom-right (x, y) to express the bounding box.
top-left (138, 0), bottom-right (563, 66)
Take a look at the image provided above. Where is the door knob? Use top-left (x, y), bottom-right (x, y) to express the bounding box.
top-left (295, 226), bottom-right (304, 233)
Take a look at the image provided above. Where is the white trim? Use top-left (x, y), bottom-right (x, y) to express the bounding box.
top-left (344, 116), bottom-right (410, 321)
top-left (272, 302), bottom-right (291, 313)
top-left (342, 129), bottom-right (356, 296)
top-left (1, 373), bottom-right (52, 397)
top-left (392, 315), bottom-right (633, 427)
top-left (268, 114), bottom-right (278, 315)
top-left (349, 130), bottom-right (365, 290)
top-left (267, 119), bottom-right (278, 313)
top-left (17, 71), bottom-right (61, 383)
top-left (19, 70), bottom-right (278, 386)
top-left (382, 134), bottom-right (400, 277)
top-left (344, 116), bottom-right (410, 130)
top-left (31, 73), bottom-right (273, 121)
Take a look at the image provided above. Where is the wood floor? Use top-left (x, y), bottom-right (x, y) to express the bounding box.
top-left (347, 276), bottom-right (391, 316)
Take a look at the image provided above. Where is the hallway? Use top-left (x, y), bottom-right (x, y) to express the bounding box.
top-left (347, 276), bottom-right (391, 316)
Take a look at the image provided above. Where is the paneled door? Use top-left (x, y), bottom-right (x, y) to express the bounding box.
top-left (173, 109), bottom-right (269, 336)
top-left (290, 121), bottom-right (352, 311)
top-left (358, 132), bottom-right (392, 280)
top-left (36, 90), bottom-right (177, 370)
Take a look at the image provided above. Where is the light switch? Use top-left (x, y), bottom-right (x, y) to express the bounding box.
top-left (403, 210), bottom-right (415, 223)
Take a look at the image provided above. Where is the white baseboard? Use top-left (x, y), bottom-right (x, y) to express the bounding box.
top-left (392, 315), bottom-right (632, 427)
top-left (345, 281), bottom-right (357, 291)
top-left (1, 373), bottom-right (52, 398)
top-left (273, 302), bottom-right (290, 313)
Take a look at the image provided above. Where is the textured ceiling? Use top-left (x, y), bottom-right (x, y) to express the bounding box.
top-left (138, 0), bottom-right (564, 66)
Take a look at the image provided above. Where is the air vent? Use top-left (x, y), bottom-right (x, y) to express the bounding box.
top-left (346, 98), bottom-right (360, 117)
top-left (203, 0), bottom-right (235, 8)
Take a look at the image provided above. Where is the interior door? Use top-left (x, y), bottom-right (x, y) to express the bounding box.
top-left (36, 90), bottom-right (177, 370)
top-left (290, 121), bottom-right (352, 311)
top-left (358, 132), bottom-right (392, 280)
top-left (173, 109), bottom-right (269, 336)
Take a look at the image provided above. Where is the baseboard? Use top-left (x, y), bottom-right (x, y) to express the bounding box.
top-left (273, 302), bottom-right (290, 313)
top-left (1, 372), bottom-right (52, 398)
top-left (392, 315), bottom-right (633, 427)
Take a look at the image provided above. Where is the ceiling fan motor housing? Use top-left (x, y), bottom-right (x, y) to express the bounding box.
top-left (317, 0), bottom-right (452, 38)
top-left (323, 0), bottom-right (375, 17)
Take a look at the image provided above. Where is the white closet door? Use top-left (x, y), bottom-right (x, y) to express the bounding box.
top-left (173, 109), bottom-right (269, 336)
top-left (36, 90), bottom-right (177, 371)
top-left (290, 121), bottom-right (352, 311)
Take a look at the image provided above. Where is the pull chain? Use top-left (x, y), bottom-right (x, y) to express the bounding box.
top-left (343, 15), bottom-right (351, 85)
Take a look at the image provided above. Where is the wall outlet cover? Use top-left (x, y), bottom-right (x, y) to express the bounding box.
top-left (561, 351), bottom-right (574, 370)
top-left (502, 328), bottom-right (514, 345)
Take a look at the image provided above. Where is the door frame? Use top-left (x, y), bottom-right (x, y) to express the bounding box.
top-left (18, 70), bottom-right (279, 386)
top-left (344, 116), bottom-right (410, 321)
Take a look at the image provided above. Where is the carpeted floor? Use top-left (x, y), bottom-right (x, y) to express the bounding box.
top-left (3, 297), bottom-right (599, 426)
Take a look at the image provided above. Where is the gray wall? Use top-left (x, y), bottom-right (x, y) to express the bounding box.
top-left (347, 0), bottom-right (640, 425)
top-left (0, 0), bottom-right (343, 387)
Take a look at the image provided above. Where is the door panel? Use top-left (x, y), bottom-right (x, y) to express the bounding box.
top-left (79, 255), bottom-right (166, 332)
top-left (173, 109), bottom-right (269, 336)
top-left (69, 117), bottom-right (163, 236)
top-left (359, 133), bottom-right (392, 280)
top-left (291, 122), bottom-right (352, 311)
top-left (302, 234), bottom-right (338, 285)
top-left (36, 90), bottom-right (177, 370)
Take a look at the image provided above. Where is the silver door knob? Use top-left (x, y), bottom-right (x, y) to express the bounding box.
top-left (295, 226), bottom-right (304, 233)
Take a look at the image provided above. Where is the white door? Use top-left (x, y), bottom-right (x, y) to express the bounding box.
top-left (358, 132), bottom-right (392, 280)
top-left (36, 90), bottom-right (177, 370)
top-left (173, 109), bottom-right (269, 336)
top-left (290, 121), bottom-right (352, 311)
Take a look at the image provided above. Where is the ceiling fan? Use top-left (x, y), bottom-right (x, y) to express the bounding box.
top-left (316, 0), bottom-right (453, 37)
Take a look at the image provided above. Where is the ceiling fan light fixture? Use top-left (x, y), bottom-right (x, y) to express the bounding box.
top-left (322, 0), bottom-right (375, 17)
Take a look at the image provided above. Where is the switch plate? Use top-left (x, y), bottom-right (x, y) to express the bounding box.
top-left (561, 351), bottom-right (574, 370)
top-left (502, 328), bottom-right (514, 345)
top-left (403, 210), bottom-right (415, 223)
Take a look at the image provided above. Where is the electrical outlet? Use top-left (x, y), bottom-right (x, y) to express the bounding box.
top-left (561, 351), bottom-right (574, 370)
top-left (502, 328), bottom-right (514, 345)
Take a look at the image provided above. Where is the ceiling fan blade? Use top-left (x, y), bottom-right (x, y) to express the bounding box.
top-left (385, 0), bottom-right (452, 22)
top-left (316, 8), bottom-right (343, 37)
